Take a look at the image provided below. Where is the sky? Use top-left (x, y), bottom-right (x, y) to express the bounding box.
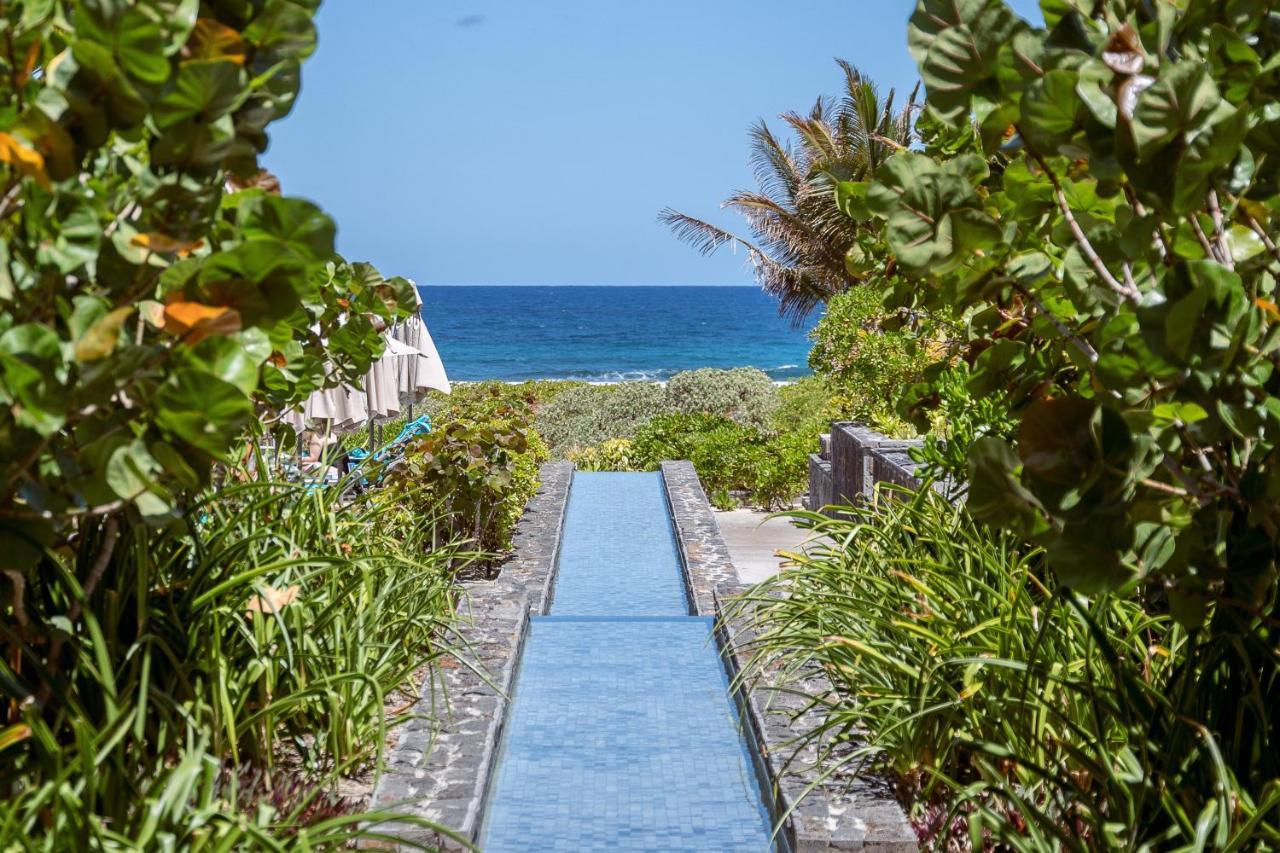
top-left (268, 1), bottom-right (1042, 286)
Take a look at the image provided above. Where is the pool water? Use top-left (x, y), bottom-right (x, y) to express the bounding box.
top-left (481, 472), bottom-right (773, 851)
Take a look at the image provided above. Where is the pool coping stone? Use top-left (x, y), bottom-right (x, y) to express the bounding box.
top-left (662, 460), bottom-right (916, 852)
top-left (368, 461), bottom-right (573, 849)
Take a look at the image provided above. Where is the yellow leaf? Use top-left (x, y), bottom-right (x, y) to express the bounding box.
top-left (163, 301), bottom-right (242, 344)
top-left (130, 233), bottom-right (205, 257)
top-left (0, 132), bottom-right (49, 189)
top-left (75, 306), bottom-right (135, 362)
top-left (0, 724), bottom-right (31, 753)
top-left (246, 585), bottom-right (300, 615)
top-left (185, 18), bottom-right (247, 65)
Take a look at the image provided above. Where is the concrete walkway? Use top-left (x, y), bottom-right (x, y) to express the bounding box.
top-left (713, 508), bottom-right (814, 585)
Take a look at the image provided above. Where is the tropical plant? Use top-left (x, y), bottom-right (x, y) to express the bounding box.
top-left (661, 61), bottom-right (917, 321)
top-left (391, 396), bottom-right (544, 570)
top-left (2, 474), bottom-right (463, 848)
top-left (808, 286), bottom-right (929, 435)
top-left (0, 3), bottom-right (446, 847)
top-left (732, 489), bottom-right (1280, 848)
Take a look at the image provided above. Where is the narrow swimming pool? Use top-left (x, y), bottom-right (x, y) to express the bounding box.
top-left (480, 472), bottom-right (773, 851)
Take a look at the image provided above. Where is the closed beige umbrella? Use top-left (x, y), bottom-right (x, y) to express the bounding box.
top-left (393, 284), bottom-right (451, 397)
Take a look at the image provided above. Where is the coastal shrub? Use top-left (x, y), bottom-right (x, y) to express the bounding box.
top-left (535, 382), bottom-right (666, 452)
top-left (665, 367), bottom-right (778, 430)
top-left (391, 397), bottom-right (544, 569)
top-left (631, 413), bottom-right (764, 510)
top-left (569, 438), bottom-right (638, 472)
top-left (744, 429), bottom-right (814, 511)
top-left (808, 288), bottom-right (926, 438)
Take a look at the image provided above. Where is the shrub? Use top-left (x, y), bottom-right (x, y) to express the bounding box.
top-left (665, 367), bottom-right (779, 430)
top-left (535, 382), bottom-right (666, 452)
top-left (391, 395), bottom-right (544, 568)
top-left (808, 287), bottom-right (927, 437)
top-left (632, 413), bottom-right (751, 506)
top-left (746, 429), bottom-right (814, 511)
top-left (569, 438), bottom-right (638, 472)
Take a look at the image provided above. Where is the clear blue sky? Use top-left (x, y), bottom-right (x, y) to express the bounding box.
top-left (269, 1), bottom-right (1041, 286)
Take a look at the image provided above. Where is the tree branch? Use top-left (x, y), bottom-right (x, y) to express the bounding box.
top-left (1026, 147), bottom-right (1138, 302)
top-left (1011, 283), bottom-right (1099, 365)
top-left (1207, 190), bottom-right (1234, 271)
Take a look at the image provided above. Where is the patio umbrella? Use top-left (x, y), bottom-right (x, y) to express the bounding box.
top-left (392, 284), bottom-right (451, 397)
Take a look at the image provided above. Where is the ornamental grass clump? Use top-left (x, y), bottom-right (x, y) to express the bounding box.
top-left (2, 473), bottom-right (465, 847)
top-left (732, 487), bottom-right (1280, 847)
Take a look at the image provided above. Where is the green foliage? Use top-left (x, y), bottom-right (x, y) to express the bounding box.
top-left (836, 1), bottom-right (1280, 616)
top-left (0, 4), bottom-right (447, 847)
top-left (536, 368), bottom-right (782, 455)
top-left (2, 477), bottom-right (461, 847)
top-left (390, 392), bottom-right (545, 565)
top-left (808, 287), bottom-right (930, 436)
top-left (568, 438), bottom-right (638, 472)
top-left (665, 367), bottom-right (779, 431)
top-left (735, 492), bottom-right (1280, 848)
top-left (534, 382), bottom-right (666, 452)
top-left (628, 413), bottom-right (808, 510)
top-left (0, 3), bottom-right (414, 549)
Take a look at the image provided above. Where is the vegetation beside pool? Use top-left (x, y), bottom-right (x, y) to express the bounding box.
top-left (667, 3), bottom-right (1280, 848)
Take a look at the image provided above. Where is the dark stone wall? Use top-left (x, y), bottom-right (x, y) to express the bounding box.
top-left (370, 462), bottom-right (573, 849)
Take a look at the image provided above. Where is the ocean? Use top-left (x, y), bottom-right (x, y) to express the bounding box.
top-left (417, 286), bottom-right (817, 382)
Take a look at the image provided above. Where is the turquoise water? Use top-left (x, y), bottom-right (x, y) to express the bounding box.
top-left (482, 472), bottom-right (773, 851)
top-left (550, 472), bottom-right (688, 616)
top-left (419, 286), bottom-right (816, 382)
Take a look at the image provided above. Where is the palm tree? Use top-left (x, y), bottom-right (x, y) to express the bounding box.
top-left (660, 60), bottom-right (917, 323)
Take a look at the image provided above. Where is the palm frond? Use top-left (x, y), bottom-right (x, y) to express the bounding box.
top-left (661, 58), bottom-right (911, 322)
top-left (658, 208), bottom-right (761, 258)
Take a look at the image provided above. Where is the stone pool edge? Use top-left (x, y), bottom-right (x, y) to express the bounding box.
top-left (370, 461), bottom-right (573, 849)
top-left (660, 460), bottom-right (917, 852)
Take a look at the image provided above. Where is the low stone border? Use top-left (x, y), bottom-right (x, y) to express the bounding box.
top-left (662, 459), bottom-right (915, 851)
top-left (370, 461), bottom-right (573, 848)
top-left (659, 460), bottom-right (738, 617)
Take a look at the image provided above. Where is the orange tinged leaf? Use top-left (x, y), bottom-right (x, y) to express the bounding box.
top-left (19, 40), bottom-right (39, 85)
top-left (75, 306), bottom-right (135, 362)
top-left (163, 301), bottom-right (242, 344)
top-left (0, 724), bottom-right (31, 753)
top-left (131, 233), bottom-right (205, 256)
top-left (186, 18), bottom-right (247, 65)
top-left (1256, 298), bottom-right (1280, 324)
top-left (0, 132), bottom-right (49, 189)
top-left (245, 585), bottom-right (301, 615)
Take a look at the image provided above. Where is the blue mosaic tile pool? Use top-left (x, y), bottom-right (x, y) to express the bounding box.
top-left (481, 471), bottom-right (774, 851)
top-left (549, 471), bottom-right (689, 616)
top-left (482, 617), bottom-right (772, 851)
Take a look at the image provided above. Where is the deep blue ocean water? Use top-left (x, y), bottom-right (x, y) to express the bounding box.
top-left (418, 285), bottom-right (815, 382)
